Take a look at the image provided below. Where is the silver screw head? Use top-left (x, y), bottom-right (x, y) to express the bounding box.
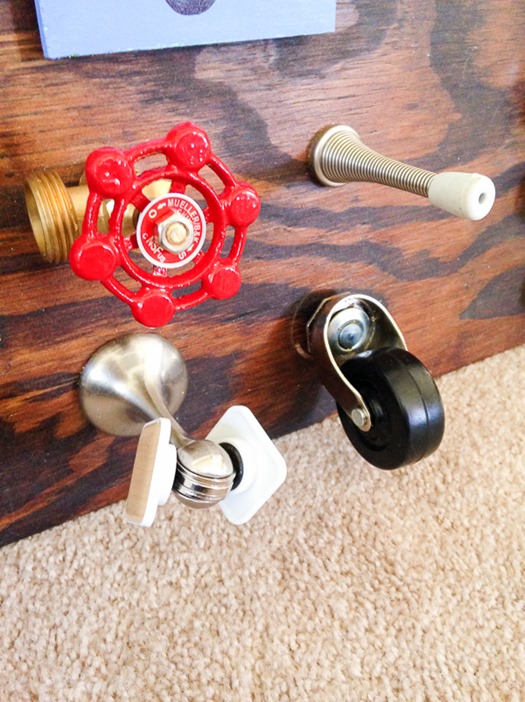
top-left (350, 408), bottom-right (368, 429)
top-left (330, 306), bottom-right (371, 353)
top-left (338, 318), bottom-right (367, 350)
top-left (157, 213), bottom-right (195, 254)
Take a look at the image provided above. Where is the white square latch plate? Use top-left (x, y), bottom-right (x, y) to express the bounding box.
top-left (207, 406), bottom-right (286, 525)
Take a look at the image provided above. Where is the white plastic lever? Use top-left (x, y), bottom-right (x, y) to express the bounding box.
top-left (125, 418), bottom-right (176, 527)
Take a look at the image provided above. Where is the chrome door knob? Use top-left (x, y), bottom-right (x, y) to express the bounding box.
top-left (79, 333), bottom-right (286, 525)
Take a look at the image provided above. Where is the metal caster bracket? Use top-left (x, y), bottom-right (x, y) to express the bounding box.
top-left (305, 293), bottom-right (406, 432)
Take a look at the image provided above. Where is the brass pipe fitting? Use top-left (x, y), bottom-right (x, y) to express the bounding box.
top-left (24, 171), bottom-right (170, 264)
top-left (25, 171), bottom-right (87, 264)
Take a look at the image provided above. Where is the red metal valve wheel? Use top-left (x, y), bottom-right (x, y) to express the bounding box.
top-left (69, 122), bottom-right (261, 327)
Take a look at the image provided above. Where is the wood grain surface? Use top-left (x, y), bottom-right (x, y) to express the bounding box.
top-left (0, 0), bottom-right (524, 545)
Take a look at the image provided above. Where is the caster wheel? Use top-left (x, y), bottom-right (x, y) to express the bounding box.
top-left (337, 347), bottom-right (444, 469)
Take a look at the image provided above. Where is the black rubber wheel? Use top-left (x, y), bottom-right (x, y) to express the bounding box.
top-left (337, 347), bottom-right (445, 470)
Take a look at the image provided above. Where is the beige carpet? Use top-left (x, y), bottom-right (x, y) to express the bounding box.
top-left (1, 344), bottom-right (525, 701)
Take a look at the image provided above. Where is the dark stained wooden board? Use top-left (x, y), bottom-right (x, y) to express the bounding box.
top-left (0, 0), bottom-right (524, 545)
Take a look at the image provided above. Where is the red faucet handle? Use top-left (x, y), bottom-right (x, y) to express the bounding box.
top-left (70, 123), bottom-right (261, 327)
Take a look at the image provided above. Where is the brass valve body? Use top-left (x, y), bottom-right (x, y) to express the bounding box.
top-left (25, 171), bottom-right (169, 263)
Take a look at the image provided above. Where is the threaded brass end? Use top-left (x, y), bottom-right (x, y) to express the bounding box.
top-left (24, 171), bottom-right (79, 264)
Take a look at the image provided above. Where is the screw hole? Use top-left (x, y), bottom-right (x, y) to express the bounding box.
top-left (478, 192), bottom-right (487, 205)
